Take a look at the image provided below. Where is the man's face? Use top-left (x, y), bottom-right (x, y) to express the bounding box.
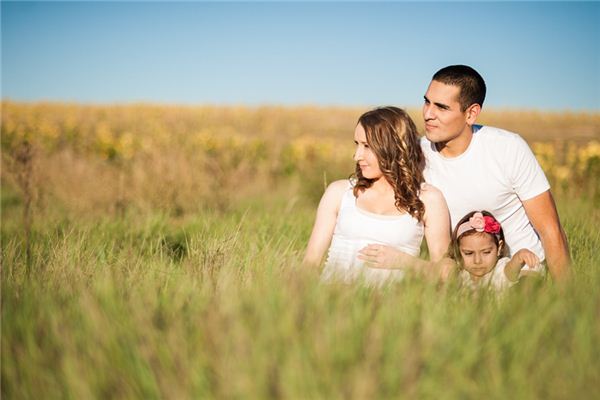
top-left (422, 80), bottom-right (470, 144)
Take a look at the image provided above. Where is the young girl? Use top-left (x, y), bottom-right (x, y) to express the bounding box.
top-left (450, 211), bottom-right (542, 291)
top-left (303, 106), bottom-right (450, 286)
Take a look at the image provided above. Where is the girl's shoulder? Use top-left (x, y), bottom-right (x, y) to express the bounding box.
top-left (494, 257), bottom-right (512, 271)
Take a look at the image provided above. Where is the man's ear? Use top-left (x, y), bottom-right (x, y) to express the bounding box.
top-left (465, 103), bottom-right (481, 125)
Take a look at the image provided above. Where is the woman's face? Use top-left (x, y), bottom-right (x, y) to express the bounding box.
top-left (459, 233), bottom-right (500, 277)
top-left (353, 123), bottom-right (382, 180)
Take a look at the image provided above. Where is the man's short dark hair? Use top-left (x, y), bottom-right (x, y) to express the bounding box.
top-left (432, 65), bottom-right (486, 111)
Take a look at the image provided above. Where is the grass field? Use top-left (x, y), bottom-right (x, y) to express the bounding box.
top-left (2, 102), bottom-right (600, 398)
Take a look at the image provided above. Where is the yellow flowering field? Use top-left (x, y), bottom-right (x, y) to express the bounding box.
top-left (2, 101), bottom-right (598, 214)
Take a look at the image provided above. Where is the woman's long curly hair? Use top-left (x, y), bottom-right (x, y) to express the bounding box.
top-left (352, 106), bottom-right (426, 221)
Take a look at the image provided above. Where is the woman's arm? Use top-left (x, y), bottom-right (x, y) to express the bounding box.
top-left (302, 180), bottom-right (347, 268)
top-left (421, 184), bottom-right (451, 263)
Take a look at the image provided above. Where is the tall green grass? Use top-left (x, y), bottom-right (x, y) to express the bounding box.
top-left (2, 188), bottom-right (599, 399)
top-left (2, 102), bottom-right (599, 398)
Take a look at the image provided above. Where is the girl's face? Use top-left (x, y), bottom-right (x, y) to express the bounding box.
top-left (353, 123), bottom-right (382, 180)
top-left (458, 233), bottom-right (500, 277)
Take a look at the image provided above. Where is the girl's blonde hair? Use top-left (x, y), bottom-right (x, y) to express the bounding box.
top-left (352, 106), bottom-right (425, 222)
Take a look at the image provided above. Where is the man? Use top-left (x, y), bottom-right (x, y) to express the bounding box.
top-left (421, 65), bottom-right (571, 280)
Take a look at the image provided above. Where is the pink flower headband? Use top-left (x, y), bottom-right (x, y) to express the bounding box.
top-left (455, 212), bottom-right (501, 238)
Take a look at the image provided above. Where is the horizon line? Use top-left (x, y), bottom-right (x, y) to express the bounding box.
top-left (3, 98), bottom-right (599, 114)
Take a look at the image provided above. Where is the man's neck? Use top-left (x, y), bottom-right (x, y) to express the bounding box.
top-left (436, 126), bottom-right (474, 158)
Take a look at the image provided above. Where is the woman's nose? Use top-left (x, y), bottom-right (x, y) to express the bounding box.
top-left (353, 147), bottom-right (362, 161)
top-left (474, 253), bottom-right (482, 264)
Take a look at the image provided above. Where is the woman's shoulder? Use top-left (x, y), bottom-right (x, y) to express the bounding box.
top-left (326, 179), bottom-right (352, 193)
top-left (419, 183), bottom-right (446, 203)
top-left (419, 183), bottom-right (450, 224)
top-left (320, 179), bottom-right (352, 206)
top-left (311, 179), bottom-right (351, 216)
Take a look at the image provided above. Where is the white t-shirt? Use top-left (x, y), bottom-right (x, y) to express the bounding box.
top-left (421, 125), bottom-right (550, 260)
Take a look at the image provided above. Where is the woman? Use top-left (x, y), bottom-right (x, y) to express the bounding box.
top-left (303, 106), bottom-right (450, 285)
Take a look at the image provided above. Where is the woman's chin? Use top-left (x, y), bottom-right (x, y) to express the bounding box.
top-left (361, 170), bottom-right (382, 180)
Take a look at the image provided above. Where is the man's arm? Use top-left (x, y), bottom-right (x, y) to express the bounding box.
top-left (522, 190), bottom-right (571, 281)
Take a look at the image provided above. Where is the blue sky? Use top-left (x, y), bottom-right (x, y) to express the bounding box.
top-left (2, 1), bottom-right (599, 110)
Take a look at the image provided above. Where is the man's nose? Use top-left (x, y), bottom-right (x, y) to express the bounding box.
top-left (423, 104), bottom-right (435, 121)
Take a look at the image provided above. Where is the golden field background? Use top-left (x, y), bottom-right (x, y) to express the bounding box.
top-left (2, 101), bottom-right (599, 218)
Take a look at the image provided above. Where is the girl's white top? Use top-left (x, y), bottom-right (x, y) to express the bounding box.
top-left (321, 181), bottom-right (424, 286)
top-left (459, 257), bottom-right (517, 291)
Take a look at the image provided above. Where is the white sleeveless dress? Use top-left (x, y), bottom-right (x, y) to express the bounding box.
top-left (321, 182), bottom-right (425, 286)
